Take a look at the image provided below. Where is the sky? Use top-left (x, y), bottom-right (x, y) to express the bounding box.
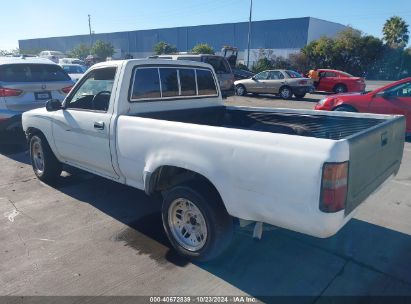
top-left (1, 0), bottom-right (411, 51)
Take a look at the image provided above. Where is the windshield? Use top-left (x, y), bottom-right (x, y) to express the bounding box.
top-left (285, 70), bottom-right (303, 78)
top-left (203, 57), bottom-right (231, 74)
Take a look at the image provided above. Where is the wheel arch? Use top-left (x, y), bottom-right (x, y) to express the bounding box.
top-left (144, 165), bottom-right (227, 211)
top-left (332, 104), bottom-right (358, 112)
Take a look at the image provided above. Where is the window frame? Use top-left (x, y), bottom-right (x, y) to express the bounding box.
top-left (128, 64), bottom-right (219, 103)
top-left (63, 66), bottom-right (117, 113)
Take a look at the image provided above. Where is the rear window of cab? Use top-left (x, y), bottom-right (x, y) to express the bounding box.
top-left (129, 66), bottom-right (218, 101)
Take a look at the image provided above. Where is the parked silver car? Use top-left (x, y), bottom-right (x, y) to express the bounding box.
top-left (0, 57), bottom-right (74, 132)
top-left (234, 69), bottom-right (314, 99)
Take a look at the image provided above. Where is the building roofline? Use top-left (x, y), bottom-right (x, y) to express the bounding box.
top-left (19, 16), bottom-right (327, 42)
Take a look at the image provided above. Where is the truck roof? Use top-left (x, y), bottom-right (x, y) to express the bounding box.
top-left (91, 58), bottom-right (215, 70)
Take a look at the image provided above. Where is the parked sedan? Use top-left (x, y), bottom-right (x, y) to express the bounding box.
top-left (315, 77), bottom-right (411, 134)
top-left (234, 70), bottom-right (314, 99)
top-left (312, 69), bottom-right (366, 93)
top-left (0, 57), bottom-right (74, 132)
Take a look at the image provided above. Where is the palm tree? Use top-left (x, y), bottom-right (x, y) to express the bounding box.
top-left (383, 16), bottom-right (409, 49)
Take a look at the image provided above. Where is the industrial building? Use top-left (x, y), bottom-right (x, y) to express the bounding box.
top-left (19, 17), bottom-right (346, 64)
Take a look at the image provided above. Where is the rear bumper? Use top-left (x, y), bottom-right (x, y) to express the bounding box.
top-left (0, 109), bottom-right (23, 131)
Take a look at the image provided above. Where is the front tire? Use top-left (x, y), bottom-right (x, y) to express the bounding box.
top-left (235, 84), bottom-right (247, 96)
top-left (162, 183), bottom-right (233, 262)
top-left (29, 134), bottom-right (62, 183)
top-left (333, 105), bottom-right (356, 112)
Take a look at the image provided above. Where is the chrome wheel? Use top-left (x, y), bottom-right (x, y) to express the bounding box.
top-left (280, 87), bottom-right (291, 99)
top-left (168, 198), bottom-right (208, 251)
top-left (31, 138), bottom-right (45, 174)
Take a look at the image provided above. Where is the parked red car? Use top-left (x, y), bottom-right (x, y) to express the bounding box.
top-left (314, 77), bottom-right (411, 134)
top-left (312, 69), bottom-right (366, 93)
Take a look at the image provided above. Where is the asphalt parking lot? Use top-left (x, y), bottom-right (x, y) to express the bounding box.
top-left (1, 80), bottom-right (410, 301)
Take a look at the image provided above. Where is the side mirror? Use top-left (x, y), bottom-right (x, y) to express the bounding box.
top-left (251, 76), bottom-right (256, 81)
top-left (46, 99), bottom-right (62, 112)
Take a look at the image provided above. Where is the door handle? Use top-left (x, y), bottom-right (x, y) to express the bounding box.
top-left (94, 121), bottom-right (105, 130)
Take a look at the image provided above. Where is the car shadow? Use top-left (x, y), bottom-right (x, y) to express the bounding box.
top-left (48, 170), bottom-right (411, 299)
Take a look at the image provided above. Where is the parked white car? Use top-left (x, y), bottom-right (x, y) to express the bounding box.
top-left (0, 57), bottom-right (74, 132)
top-left (39, 51), bottom-right (65, 63)
top-left (59, 64), bottom-right (87, 82)
top-left (22, 59), bottom-right (405, 261)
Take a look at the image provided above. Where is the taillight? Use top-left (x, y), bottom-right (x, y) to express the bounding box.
top-left (0, 88), bottom-right (23, 97)
top-left (61, 86), bottom-right (73, 94)
top-left (320, 162), bottom-right (348, 213)
top-left (298, 80), bottom-right (307, 85)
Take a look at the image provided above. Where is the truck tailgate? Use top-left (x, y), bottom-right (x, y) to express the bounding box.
top-left (345, 115), bottom-right (406, 215)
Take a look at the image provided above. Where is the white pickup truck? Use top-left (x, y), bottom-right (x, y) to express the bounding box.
top-left (22, 59), bottom-right (405, 261)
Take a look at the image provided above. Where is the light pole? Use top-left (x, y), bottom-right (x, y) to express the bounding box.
top-left (88, 14), bottom-right (92, 53)
top-left (246, 0), bottom-right (253, 68)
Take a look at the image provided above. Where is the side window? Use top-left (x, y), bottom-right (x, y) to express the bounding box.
top-left (131, 68), bottom-right (161, 100)
top-left (196, 69), bottom-right (217, 96)
top-left (179, 69), bottom-right (196, 96)
top-left (159, 68), bottom-right (179, 97)
top-left (324, 72), bottom-right (337, 77)
top-left (65, 67), bottom-right (116, 111)
top-left (268, 71), bottom-right (284, 80)
top-left (385, 81), bottom-right (411, 97)
top-left (255, 71), bottom-right (269, 80)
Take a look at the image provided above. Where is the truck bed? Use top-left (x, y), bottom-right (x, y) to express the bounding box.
top-left (136, 105), bottom-right (405, 216)
top-left (137, 106), bottom-right (385, 140)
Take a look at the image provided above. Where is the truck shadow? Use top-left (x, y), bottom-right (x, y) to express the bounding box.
top-left (52, 171), bottom-right (411, 298)
top-left (0, 130), bottom-right (30, 164)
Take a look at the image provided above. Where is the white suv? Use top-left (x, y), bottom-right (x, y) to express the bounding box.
top-left (0, 57), bottom-right (74, 132)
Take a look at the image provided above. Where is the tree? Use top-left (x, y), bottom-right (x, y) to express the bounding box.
top-left (251, 57), bottom-right (273, 73)
top-left (300, 28), bottom-right (385, 77)
top-left (191, 43), bottom-right (214, 54)
top-left (383, 16), bottom-right (409, 49)
top-left (70, 44), bottom-right (91, 59)
top-left (90, 40), bottom-right (115, 59)
top-left (153, 41), bottom-right (177, 55)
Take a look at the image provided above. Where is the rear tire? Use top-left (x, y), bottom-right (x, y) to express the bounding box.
top-left (235, 84), bottom-right (247, 96)
top-left (29, 134), bottom-right (62, 183)
top-left (334, 84), bottom-right (347, 94)
top-left (162, 182), bottom-right (233, 262)
top-left (279, 86), bottom-right (292, 99)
